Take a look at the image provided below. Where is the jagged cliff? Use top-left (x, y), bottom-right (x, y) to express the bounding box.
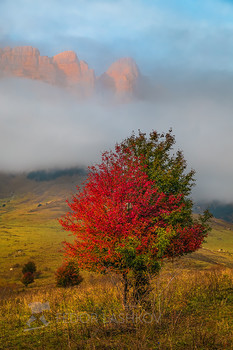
top-left (0, 46), bottom-right (140, 98)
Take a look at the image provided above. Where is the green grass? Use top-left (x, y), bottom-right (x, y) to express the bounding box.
top-left (1, 179), bottom-right (233, 348)
top-left (203, 229), bottom-right (233, 253)
top-left (0, 192), bottom-right (70, 287)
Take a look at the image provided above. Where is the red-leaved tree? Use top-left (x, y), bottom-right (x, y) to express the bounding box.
top-left (60, 144), bottom-right (210, 304)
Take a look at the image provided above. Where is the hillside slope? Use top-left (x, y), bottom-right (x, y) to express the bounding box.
top-left (0, 171), bottom-right (233, 287)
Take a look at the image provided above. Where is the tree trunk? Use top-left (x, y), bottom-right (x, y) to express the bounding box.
top-left (133, 271), bottom-right (150, 305)
top-left (122, 272), bottom-right (129, 308)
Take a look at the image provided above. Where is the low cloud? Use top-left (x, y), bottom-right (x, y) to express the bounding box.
top-left (0, 75), bottom-right (233, 203)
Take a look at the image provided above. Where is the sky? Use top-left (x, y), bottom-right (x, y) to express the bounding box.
top-left (2, 0), bottom-right (233, 73)
top-left (1, 0), bottom-right (233, 203)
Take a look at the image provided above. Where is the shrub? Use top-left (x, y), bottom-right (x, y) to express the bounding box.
top-left (56, 260), bottom-right (83, 287)
top-left (21, 272), bottom-right (34, 287)
top-left (22, 261), bottom-right (36, 274)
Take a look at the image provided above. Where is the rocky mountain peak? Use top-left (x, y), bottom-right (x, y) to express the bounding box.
top-left (105, 57), bottom-right (140, 96)
top-left (0, 46), bottom-right (140, 99)
top-left (53, 51), bottom-right (79, 64)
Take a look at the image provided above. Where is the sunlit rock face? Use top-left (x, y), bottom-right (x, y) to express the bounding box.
top-left (0, 46), bottom-right (58, 84)
top-left (0, 46), bottom-right (41, 79)
top-left (0, 46), bottom-right (139, 99)
top-left (105, 57), bottom-right (140, 95)
top-left (52, 50), bottom-right (95, 95)
top-left (38, 55), bottom-right (57, 84)
top-left (53, 50), bottom-right (81, 81)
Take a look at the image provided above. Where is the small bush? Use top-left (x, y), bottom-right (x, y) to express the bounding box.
top-left (22, 261), bottom-right (36, 274)
top-left (55, 260), bottom-right (83, 287)
top-left (21, 272), bottom-right (34, 287)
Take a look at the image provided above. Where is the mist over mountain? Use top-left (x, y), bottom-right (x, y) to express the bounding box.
top-left (0, 39), bottom-right (233, 206)
top-left (1, 167), bottom-right (233, 223)
top-left (194, 201), bottom-right (233, 223)
top-left (27, 167), bottom-right (87, 182)
top-left (1, 62), bottom-right (233, 205)
top-left (0, 46), bottom-right (140, 99)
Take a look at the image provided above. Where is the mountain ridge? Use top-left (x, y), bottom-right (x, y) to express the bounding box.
top-left (0, 46), bottom-right (140, 98)
top-left (1, 170), bottom-right (233, 224)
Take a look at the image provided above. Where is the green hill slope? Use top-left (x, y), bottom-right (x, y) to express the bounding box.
top-left (0, 171), bottom-right (86, 287)
top-left (0, 171), bottom-right (233, 288)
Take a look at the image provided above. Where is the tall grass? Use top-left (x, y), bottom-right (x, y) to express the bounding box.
top-left (0, 267), bottom-right (232, 349)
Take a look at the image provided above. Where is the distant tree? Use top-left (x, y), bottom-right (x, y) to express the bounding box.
top-left (22, 261), bottom-right (36, 275)
top-left (59, 132), bottom-right (211, 305)
top-left (55, 260), bottom-right (83, 287)
top-left (21, 272), bottom-right (34, 287)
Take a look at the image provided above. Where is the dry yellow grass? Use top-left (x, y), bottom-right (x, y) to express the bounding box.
top-left (1, 266), bottom-right (232, 349)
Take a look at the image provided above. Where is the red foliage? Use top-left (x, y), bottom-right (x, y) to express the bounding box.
top-left (21, 272), bottom-right (34, 287)
top-left (59, 146), bottom-right (208, 274)
top-left (55, 260), bottom-right (83, 287)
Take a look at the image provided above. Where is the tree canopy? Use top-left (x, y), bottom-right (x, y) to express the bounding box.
top-left (120, 129), bottom-right (197, 227)
top-left (59, 131), bottom-right (211, 303)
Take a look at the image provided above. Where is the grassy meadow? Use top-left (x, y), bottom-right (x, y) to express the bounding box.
top-left (1, 264), bottom-right (233, 349)
top-left (0, 174), bottom-right (233, 349)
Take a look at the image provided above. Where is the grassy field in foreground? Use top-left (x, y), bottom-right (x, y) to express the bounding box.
top-left (0, 266), bottom-right (233, 349)
top-left (0, 188), bottom-right (233, 348)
